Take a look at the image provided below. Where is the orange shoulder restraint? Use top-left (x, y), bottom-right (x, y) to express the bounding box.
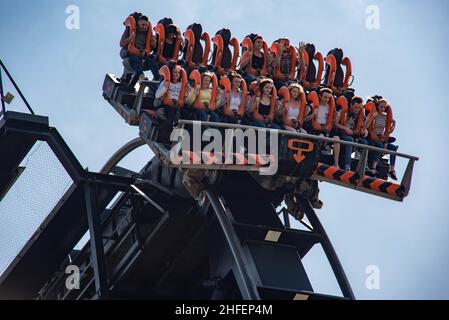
top-left (241, 37), bottom-right (269, 76)
top-left (365, 101), bottom-right (393, 141)
top-left (253, 84), bottom-right (277, 122)
top-left (281, 86), bottom-right (307, 127)
top-left (124, 16), bottom-right (153, 58)
top-left (270, 42), bottom-right (298, 81)
top-left (336, 96), bottom-right (364, 135)
top-left (300, 50), bottom-right (324, 90)
top-left (190, 70), bottom-right (219, 111)
top-left (220, 76), bottom-right (247, 117)
top-left (212, 34), bottom-right (239, 75)
top-left (342, 57), bottom-right (352, 91)
top-left (155, 23), bottom-right (182, 64)
top-left (325, 54), bottom-right (352, 93)
top-left (183, 29), bottom-right (210, 69)
top-left (159, 65), bottom-right (188, 108)
top-left (308, 91), bottom-right (335, 132)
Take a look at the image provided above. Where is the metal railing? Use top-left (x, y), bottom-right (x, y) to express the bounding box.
top-left (169, 120), bottom-right (419, 198)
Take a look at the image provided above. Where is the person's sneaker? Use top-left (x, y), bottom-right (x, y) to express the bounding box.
top-left (311, 199), bottom-right (324, 209)
top-left (354, 151), bottom-right (361, 160)
top-left (366, 168), bottom-right (377, 177)
top-left (388, 170), bottom-right (398, 181)
top-left (321, 144), bottom-right (332, 156)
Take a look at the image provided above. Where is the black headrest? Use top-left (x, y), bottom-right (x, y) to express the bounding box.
top-left (216, 28), bottom-right (231, 45)
top-left (158, 17), bottom-right (173, 27)
top-left (305, 43), bottom-right (316, 57)
top-left (341, 90), bottom-right (355, 102)
top-left (246, 33), bottom-right (259, 43)
top-left (125, 12), bottom-right (143, 25)
top-left (165, 24), bottom-right (178, 36)
top-left (328, 48), bottom-right (344, 64)
top-left (302, 43), bottom-right (316, 83)
top-left (188, 23), bottom-right (203, 40)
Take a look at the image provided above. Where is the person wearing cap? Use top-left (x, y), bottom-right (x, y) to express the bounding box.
top-left (187, 72), bottom-right (221, 122)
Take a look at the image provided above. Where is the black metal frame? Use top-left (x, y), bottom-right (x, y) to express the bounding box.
top-left (0, 65), bottom-right (5, 117)
top-left (0, 110), bottom-right (133, 299)
top-left (204, 185), bottom-right (355, 300)
top-left (84, 180), bottom-right (109, 299)
top-left (0, 59), bottom-right (35, 115)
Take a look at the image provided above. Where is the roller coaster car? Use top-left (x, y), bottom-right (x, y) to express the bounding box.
top-left (183, 23), bottom-right (210, 69)
top-left (324, 48), bottom-right (352, 94)
top-left (212, 28), bottom-right (239, 76)
top-left (102, 73), bottom-right (159, 126)
top-left (137, 113), bottom-right (416, 202)
top-left (102, 71), bottom-right (416, 202)
top-left (298, 44), bottom-right (324, 91)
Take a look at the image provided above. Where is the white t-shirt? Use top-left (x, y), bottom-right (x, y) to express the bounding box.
top-left (287, 106), bottom-right (300, 120)
top-left (155, 81), bottom-right (182, 101)
top-left (167, 82), bottom-right (182, 100)
top-left (374, 113), bottom-right (387, 135)
top-left (229, 93), bottom-right (241, 112)
top-left (316, 104), bottom-right (329, 125)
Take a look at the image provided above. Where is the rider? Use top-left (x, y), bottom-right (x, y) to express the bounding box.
top-left (240, 35), bottom-right (266, 84)
top-left (119, 15), bottom-right (159, 87)
top-left (306, 87), bottom-right (341, 168)
top-left (221, 72), bottom-right (247, 124)
top-left (270, 39), bottom-right (305, 89)
top-left (334, 96), bottom-right (369, 171)
top-left (366, 99), bottom-right (399, 179)
top-left (282, 83), bottom-right (307, 133)
top-left (154, 62), bottom-right (189, 123)
top-left (187, 72), bottom-right (222, 122)
top-left (250, 77), bottom-right (281, 129)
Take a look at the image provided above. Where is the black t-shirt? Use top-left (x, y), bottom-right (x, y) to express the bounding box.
top-left (252, 53), bottom-right (264, 70)
top-left (259, 102), bottom-right (271, 116)
top-left (162, 42), bottom-right (175, 59)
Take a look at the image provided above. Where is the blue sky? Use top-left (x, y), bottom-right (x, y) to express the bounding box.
top-left (1, 0), bottom-right (449, 299)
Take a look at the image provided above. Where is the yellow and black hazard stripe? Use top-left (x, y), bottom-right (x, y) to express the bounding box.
top-left (315, 163), bottom-right (359, 184)
top-left (357, 176), bottom-right (405, 197)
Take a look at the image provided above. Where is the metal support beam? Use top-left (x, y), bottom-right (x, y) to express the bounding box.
top-left (0, 67), bottom-right (6, 117)
top-left (205, 188), bottom-right (260, 300)
top-left (401, 159), bottom-right (415, 197)
top-left (281, 208), bottom-right (291, 229)
top-left (356, 149), bottom-right (369, 179)
top-left (84, 181), bottom-right (109, 299)
top-left (299, 197), bottom-right (355, 300)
